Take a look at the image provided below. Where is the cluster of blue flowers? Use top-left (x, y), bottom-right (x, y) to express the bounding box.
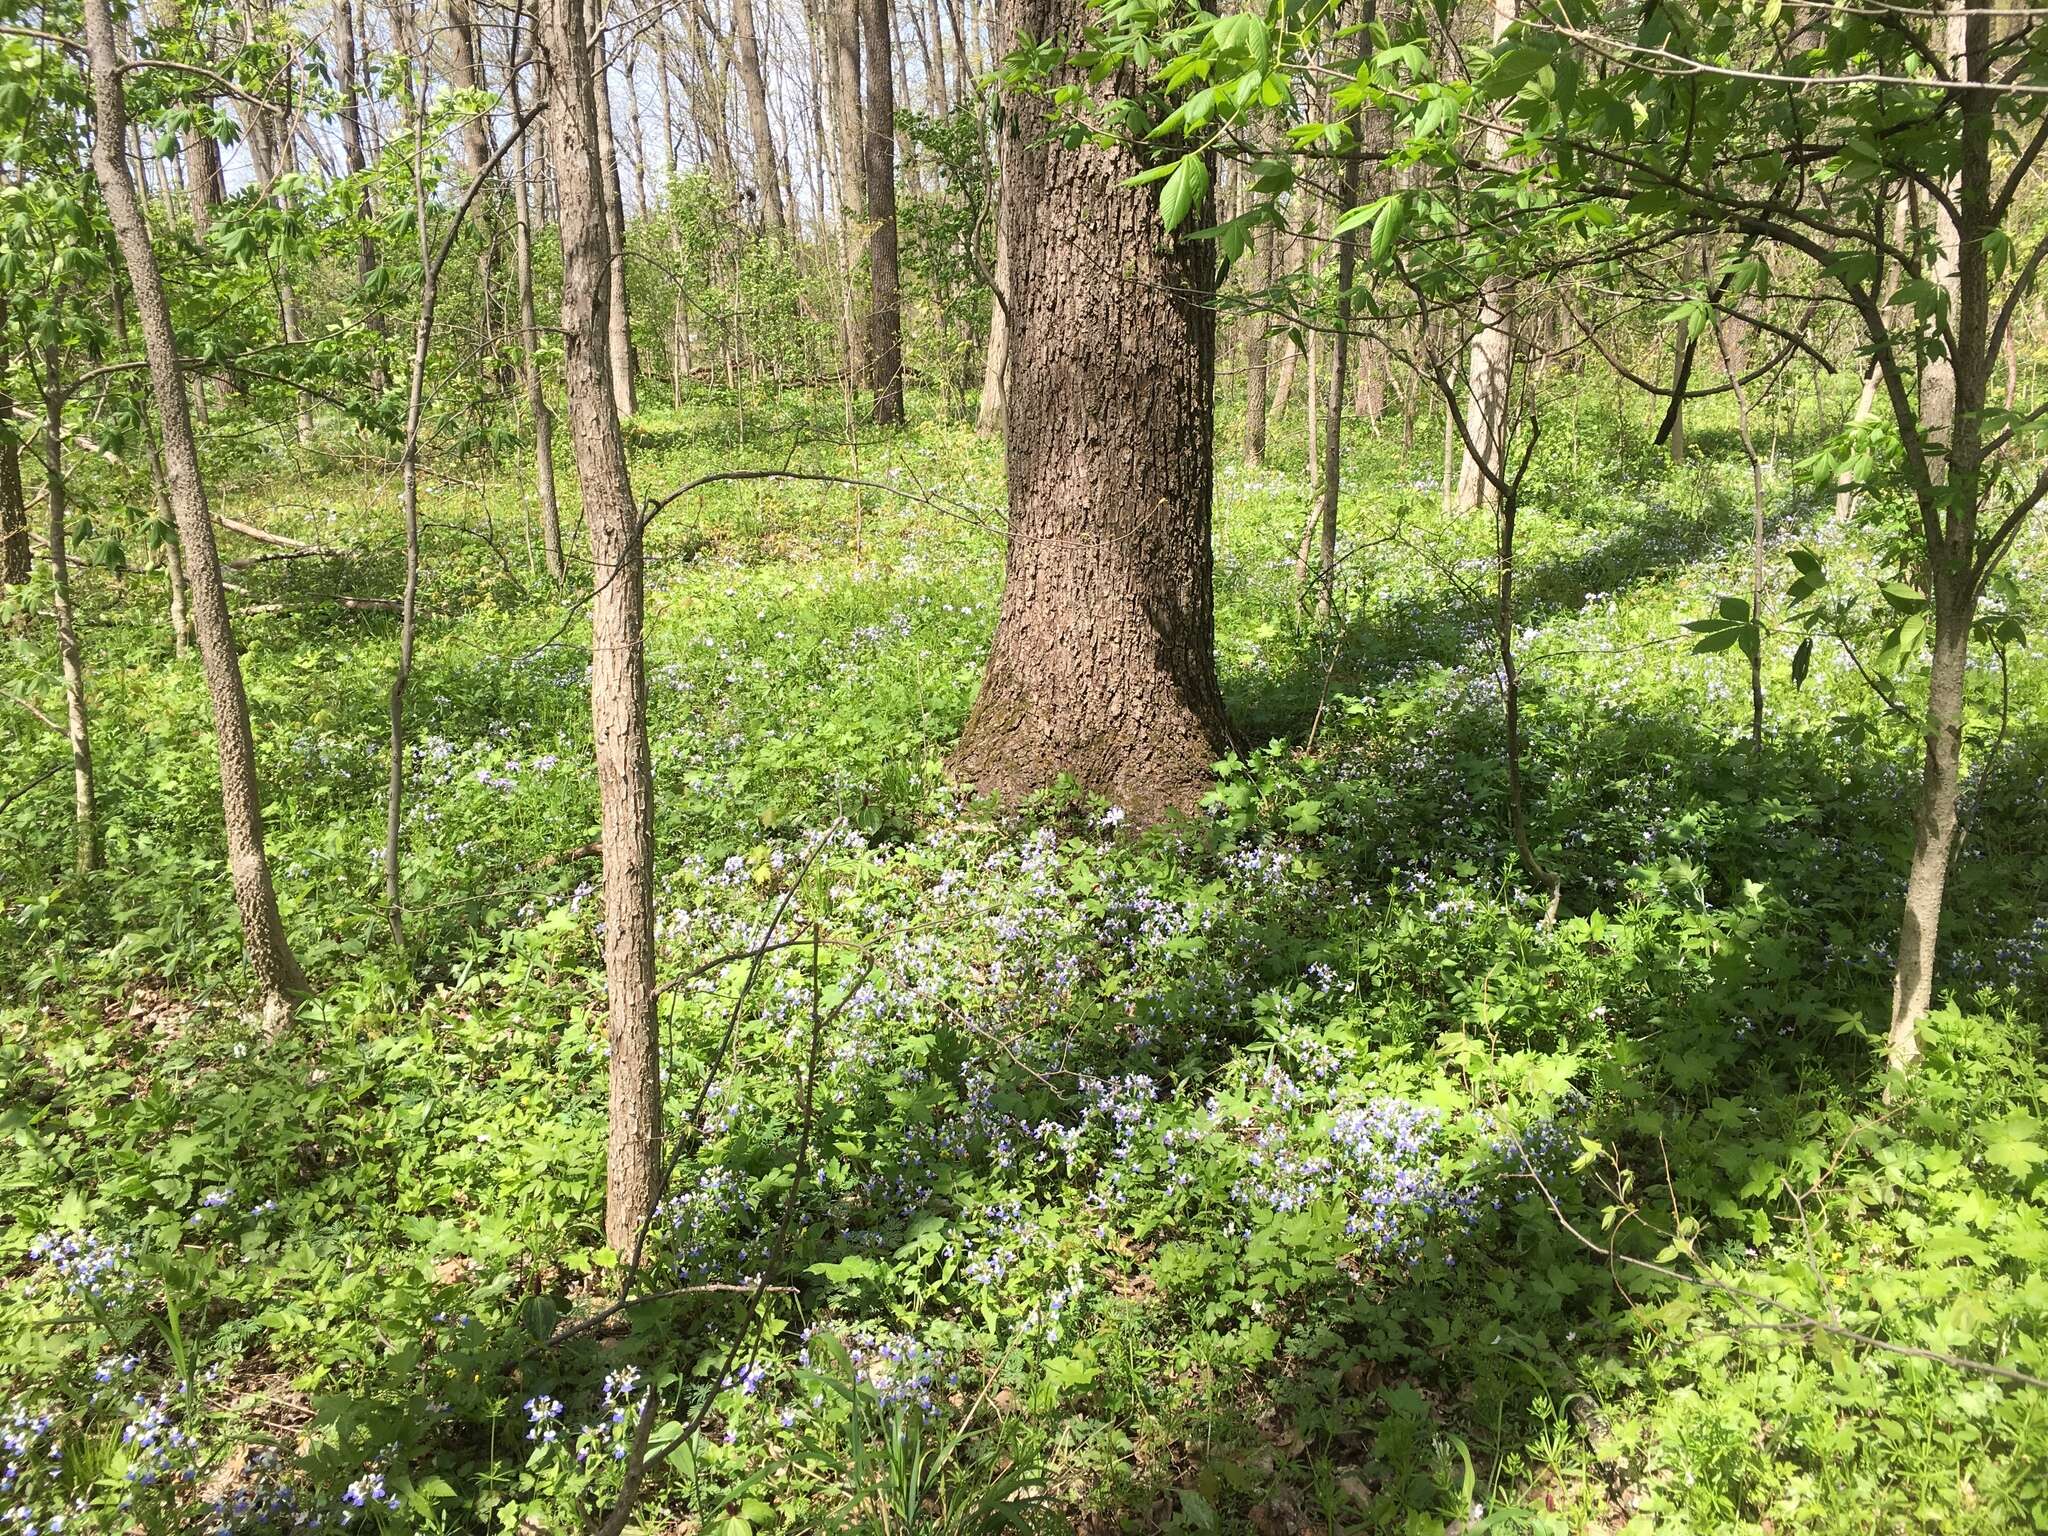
top-left (802, 1327), bottom-right (955, 1416)
top-left (27, 1231), bottom-right (138, 1308)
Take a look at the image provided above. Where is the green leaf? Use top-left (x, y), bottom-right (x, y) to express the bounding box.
top-left (1370, 194), bottom-right (1407, 266)
top-left (1982, 1112), bottom-right (2045, 1178)
top-left (1790, 636), bottom-right (1813, 689)
top-left (1878, 580), bottom-right (1925, 614)
top-left (1160, 153), bottom-right (1210, 233)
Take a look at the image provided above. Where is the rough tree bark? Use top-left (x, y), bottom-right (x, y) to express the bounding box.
top-left (950, 0), bottom-right (1232, 820)
top-left (861, 0), bottom-right (905, 423)
top-left (84, 0), bottom-right (308, 1018)
top-left (539, 0), bottom-right (661, 1252)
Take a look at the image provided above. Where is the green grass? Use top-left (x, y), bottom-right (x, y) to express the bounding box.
top-left (3, 387), bottom-right (2045, 1534)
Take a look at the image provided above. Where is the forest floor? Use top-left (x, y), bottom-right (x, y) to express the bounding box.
top-left (3, 393), bottom-right (2047, 1535)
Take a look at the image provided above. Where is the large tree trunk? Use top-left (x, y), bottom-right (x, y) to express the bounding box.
top-left (84, 0), bottom-right (308, 1019)
top-left (540, 0), bottom-right (661, 1253)
top-left (1455, 0), bottom-right (1516, 511)
top-left (733, 0), bottom-right (789, 231)
top-left (39, 360), bottom-right (99, 874)
top-left (950, 0), bottom-right (1231, 821)
top-left (861, 0), bottom-right (906, 422)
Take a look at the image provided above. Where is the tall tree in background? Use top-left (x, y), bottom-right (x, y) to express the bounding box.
top-left (539, 0), bottom-right (661, 1252)
top-left (83, 0), bottom-right (308, 1018)
top-left (1454, 0), bottom-right (1516, 512)
top-left (861, 0), bottom-right (905, 421)
top-left (590, 19), bottom-right (638, 416)
top-left (732, 0), bottom-right (789, 231)
top-left (35, 353), bottom-right (98, 873)
top-left (0, 301), bottom-right (26, 588)
top-left (951, 0), bottom-right (1231, 818)
top-left (824, 0), bottom-right (868, 386)
top-left (507, 23), bottom-right (566, 581)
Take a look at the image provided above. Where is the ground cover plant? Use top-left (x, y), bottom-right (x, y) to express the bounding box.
top-left (4, 384), bottom-right (2046, 1535)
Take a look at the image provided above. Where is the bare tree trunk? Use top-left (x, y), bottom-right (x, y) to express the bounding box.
top-left (154, 465), bottom-right (194, 657)
top-left (38, 358), bottom-right (99, 873)
top-left (445, 0), bottom-right (501, 353)
top-left (509, 40), bottom-right (565, 581)
top-left (951, 0), bottom-right (1231, 820)
top-left (861, 0), bottom-right (905, 422)
top-left (1711, 313), bottom-right (1767, 751)
top-left (84, 0), bottom-right (308, 1018)
top-left (334, 0), bottom-right (389, 390)
top-left (0, 313), bottom-right (27, 587)
top-left (540, 0), bottom-right (660, 1252)
top-left (1244, 220), bottom-right (1271, 464)
top-left (1314, 70), bottom-right (1362, 623)
top-left (1886, 3), bottom-right (1986, 1075)
top-left (824, 0), bottom-right (867, 385)
top-left (975, 209), bottom-right (1009, 436)
top-left (590, 26), bottom-right (638, 416)
top-left (733, 0), bottom-right (789, 231)
top-left (1666, 319), bottom-right (1688, 465)
top-left (1456, 0), bottom-right (1516, 512)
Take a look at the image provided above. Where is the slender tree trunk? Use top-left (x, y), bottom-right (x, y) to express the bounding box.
top-left (39, 361), bottom-right (98, 874)
top-left (975, 209), bottom-right (1009, 436)
top-left (861, 0), bottom-right (905, 422)
top-left (951, 0), bottom-right (1231, 820)
top-left (1456, 0), bottom-right (1517, 512)
top-left (1314, 65), bottom-right (1363, 623)
top-left (84, 0), bottom-right (308, 1018)
top-left (1244, 220), bottom-right (1271, 464)
top-left (540, 0), bottom-right (660, 1252)
top-left (1666, 320), bottom-right (1688, 465)
top-left (1712, 313), bottom-right (1767, 751)
top-left (335, 0), bottom-right (389, 390)
top-left (1886, 3), bottom-right (1988, 1075)
top-left (385, 90), bottom-right (434, 950)
top-left (153, 459), bottom-right (194, 657)
top-left (590, 26), bottom-right (638, 416)
top-left (733, 0), bottom-right (789, 231)
top-left (0, 314), bottom-right (27, 587)
top-left (825, 0), bottom-right (867, 385)
top-left (509, 44), bottom-right (565, 581)
top-left (445, 0), bottom-right (501, 355)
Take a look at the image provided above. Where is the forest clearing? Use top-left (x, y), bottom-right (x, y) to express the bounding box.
top-left (3, 0), bottom-right (2047, 1532)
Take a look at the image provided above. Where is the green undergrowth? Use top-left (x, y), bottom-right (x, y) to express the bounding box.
top-left (3, 390), bottom-right (2046, 1534)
